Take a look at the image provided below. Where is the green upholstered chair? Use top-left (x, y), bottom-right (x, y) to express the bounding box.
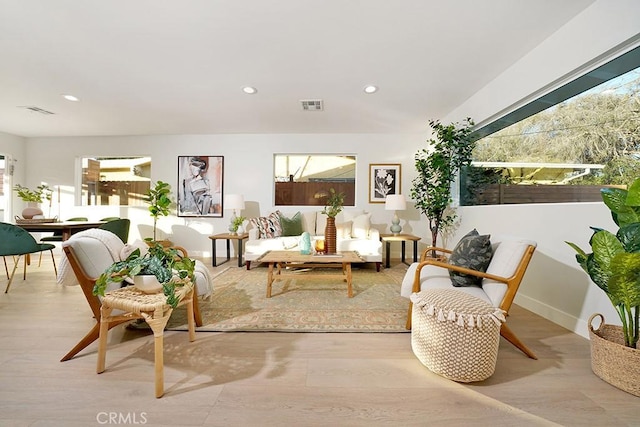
top-left (0, 222), bottom-right (58, 293)
top-left (40, 217), bottom-right (89, 243)
top-left (98, 218), bottom-right (130, 243)
top-left (38, 217), bottom-right (88, 265)
top-left (99, 216), bottom-right (121, 222)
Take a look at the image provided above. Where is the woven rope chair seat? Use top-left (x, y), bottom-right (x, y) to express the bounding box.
top-left (410, 288), bottom-right (505, 382)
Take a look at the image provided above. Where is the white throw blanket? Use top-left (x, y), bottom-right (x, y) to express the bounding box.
top-left (57, 228), bottom-right (124, 286)
top-left (57, 229), bottom-right (214, 298)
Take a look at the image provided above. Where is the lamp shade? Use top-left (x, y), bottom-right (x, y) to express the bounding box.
top-left (224, 194), bottom-right (245, 210)
top-left (385, 194), bottom-right (406, 211)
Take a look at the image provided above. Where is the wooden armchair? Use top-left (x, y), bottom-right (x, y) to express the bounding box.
top-left (60, 234), bottom-right (203, 362)
top-left (401, 237), bottom-right (537, 359)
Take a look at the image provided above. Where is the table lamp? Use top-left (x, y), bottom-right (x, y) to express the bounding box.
top-left (385, 194), bottom-right (406, 235)
top-left (224, 194), bottom-right (245, 229)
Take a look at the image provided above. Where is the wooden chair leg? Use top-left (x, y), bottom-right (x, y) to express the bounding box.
top-left (405, 302), bottom-right (413, 330)
top-left (60, 319), bottom-right (130, 362)
top-left (23, 254), bottom-right (28, 280)
top-left (3, 257), bottom-right (8, 280)
top-left (49, 250), bottom-right (57, 276)
top-left (500, 323), bottom-right (538, 359)
top-left (192, 293), bottom-right (203, 327)
top-left (4, 255), bottom-right (21, 293)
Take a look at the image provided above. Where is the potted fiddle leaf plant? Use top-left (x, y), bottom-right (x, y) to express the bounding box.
top-left (145, 180), bottom-right (173, 245)
top-left (93, 242), bottom-right (195, 308)
top-left (566, 177), bottom-right (640, 396)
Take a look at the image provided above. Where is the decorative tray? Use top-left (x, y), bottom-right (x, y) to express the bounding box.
top-left (15, 216), bottom-right (58, 224)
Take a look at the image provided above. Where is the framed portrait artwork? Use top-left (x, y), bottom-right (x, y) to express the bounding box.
top-left (177, 156), bottom-right (224, 217)
top-left (369, 163), bottom-right (401, 203)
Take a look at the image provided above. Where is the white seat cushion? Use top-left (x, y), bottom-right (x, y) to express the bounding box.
top-left (401, 263), bottom-right (493, 305)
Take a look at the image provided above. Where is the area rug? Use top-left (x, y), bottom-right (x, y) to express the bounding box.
top-left (166, 264), bottom-right (410, 332)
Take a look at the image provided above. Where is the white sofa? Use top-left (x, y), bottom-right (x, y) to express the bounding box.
top-left (244, 209), bottom-right (382, 270)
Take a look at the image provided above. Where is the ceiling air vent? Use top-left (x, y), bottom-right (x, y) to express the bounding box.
top-left (18, 106), bottom-right (55, 115)
top-left (300, 99), bottom-right (323, 111)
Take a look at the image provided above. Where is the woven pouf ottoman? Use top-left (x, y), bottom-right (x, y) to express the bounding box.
top-left (409, 288), bottom-right (506, 382)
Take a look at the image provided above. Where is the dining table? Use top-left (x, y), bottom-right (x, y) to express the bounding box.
top-left (16, 221), bottom-right (106, 241)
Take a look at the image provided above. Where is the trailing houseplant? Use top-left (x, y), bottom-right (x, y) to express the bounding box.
top-left (93, 242), bottom-right (195, 308)
top-left (566, 178), bottom-right (640, 349)
top-left (410, 118), bottom-right (475, 249)
top-left (145, 180), bottom-right (173, 243)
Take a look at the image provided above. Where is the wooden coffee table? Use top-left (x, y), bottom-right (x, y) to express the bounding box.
top-left (256, 250), bottom-right (365, 298)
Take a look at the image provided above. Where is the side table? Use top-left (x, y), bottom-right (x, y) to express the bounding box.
top-left (208, 232), bottom-right (248, 267)
top-left (380, 233), bottom-right (421, 268)
top-left (97, 283), bottom-right (196, 398)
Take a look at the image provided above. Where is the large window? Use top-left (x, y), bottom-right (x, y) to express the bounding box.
top-left (462, 44), bottom-right (640, 205)
top-left (80, 156), bottom-right (151, 206)
top-left (274, 154), bottom-right (356, 207)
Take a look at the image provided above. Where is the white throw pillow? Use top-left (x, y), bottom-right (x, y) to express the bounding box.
top-left (342, 209), bottom-right (365, 223)
top-left (336, 221), bottom-right (352, 239)
top-left (351, 213), bottom-right (371, 239)
top-left (301, 211), bottom-right (317, 234)
top-left (316, 214), bottom-right (327, 236)
top-left (120, 240), bottom-right (149, 260)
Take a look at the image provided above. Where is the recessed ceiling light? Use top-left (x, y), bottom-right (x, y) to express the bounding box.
top-left (242, 86), bottom-right (257, 94)
top-left (62, 94), bottom-right (79, 101)
top-left (364, 85), bottom-right (378, 94)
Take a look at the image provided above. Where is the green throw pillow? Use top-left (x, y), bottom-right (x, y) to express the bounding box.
top-left (279, 212), bottom-right (304, 236)
top-left (448, 229), bottom-right (493, 287)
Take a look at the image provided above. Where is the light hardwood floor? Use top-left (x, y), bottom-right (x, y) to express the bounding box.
top-left (0, 252), bottom-right (637, 427)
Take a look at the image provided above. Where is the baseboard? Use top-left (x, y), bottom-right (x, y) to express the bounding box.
top-left (514, 294), bottom-right (589, 340)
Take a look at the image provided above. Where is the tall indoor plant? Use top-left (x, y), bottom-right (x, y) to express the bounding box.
top-left (566, 178), bottom-right (640, 349)
top-left (410, 118), bottom-right (475, 248)
top-left (321, 188), bottom-right (345, 254)
top-left (145, 180), bottom-right (173, 243)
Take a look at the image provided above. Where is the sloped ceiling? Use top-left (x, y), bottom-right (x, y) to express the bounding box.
top-left (0, 0), bottom-right (595, 137)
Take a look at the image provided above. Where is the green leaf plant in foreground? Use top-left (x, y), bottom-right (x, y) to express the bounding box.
top-left (566, 177), bottom-right (640, 348)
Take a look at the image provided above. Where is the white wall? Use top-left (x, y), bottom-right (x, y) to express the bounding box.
top-left (24, 133), bottom-right (427, 256)
top-left (444, 0), bottom-right (640, 338)
top-left (0, 131), bottom-right (26, 221)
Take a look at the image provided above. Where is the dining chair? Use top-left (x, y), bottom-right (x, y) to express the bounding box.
top-left (0, 222), bottom-right (58, 293)
top-left (38, 217), bottom-right (88, 265)
top-left (99, 218), bottom-right (130, 243)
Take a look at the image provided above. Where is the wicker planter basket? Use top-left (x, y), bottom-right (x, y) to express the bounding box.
top-left (588, 313), bottom-right (640, 397)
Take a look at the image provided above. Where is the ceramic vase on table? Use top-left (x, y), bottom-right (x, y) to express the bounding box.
top-left (22, 202), bottom-right (43, 219)
top-left (325, 217), bottom-right (337, 254)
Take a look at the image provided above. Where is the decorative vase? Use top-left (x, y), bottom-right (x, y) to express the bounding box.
top-left (22, 202), bottom-right (43, 219)
top-left (325, 217), bottom-right (337, 254)
top-left (133, 275), bottom-right (164, 294)
top-left (589, 314), bottom-right (640, 397)
top-left (299, 232), bottom-right (311, 255)
top-left (314, 238), bottom-right (325, 254)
